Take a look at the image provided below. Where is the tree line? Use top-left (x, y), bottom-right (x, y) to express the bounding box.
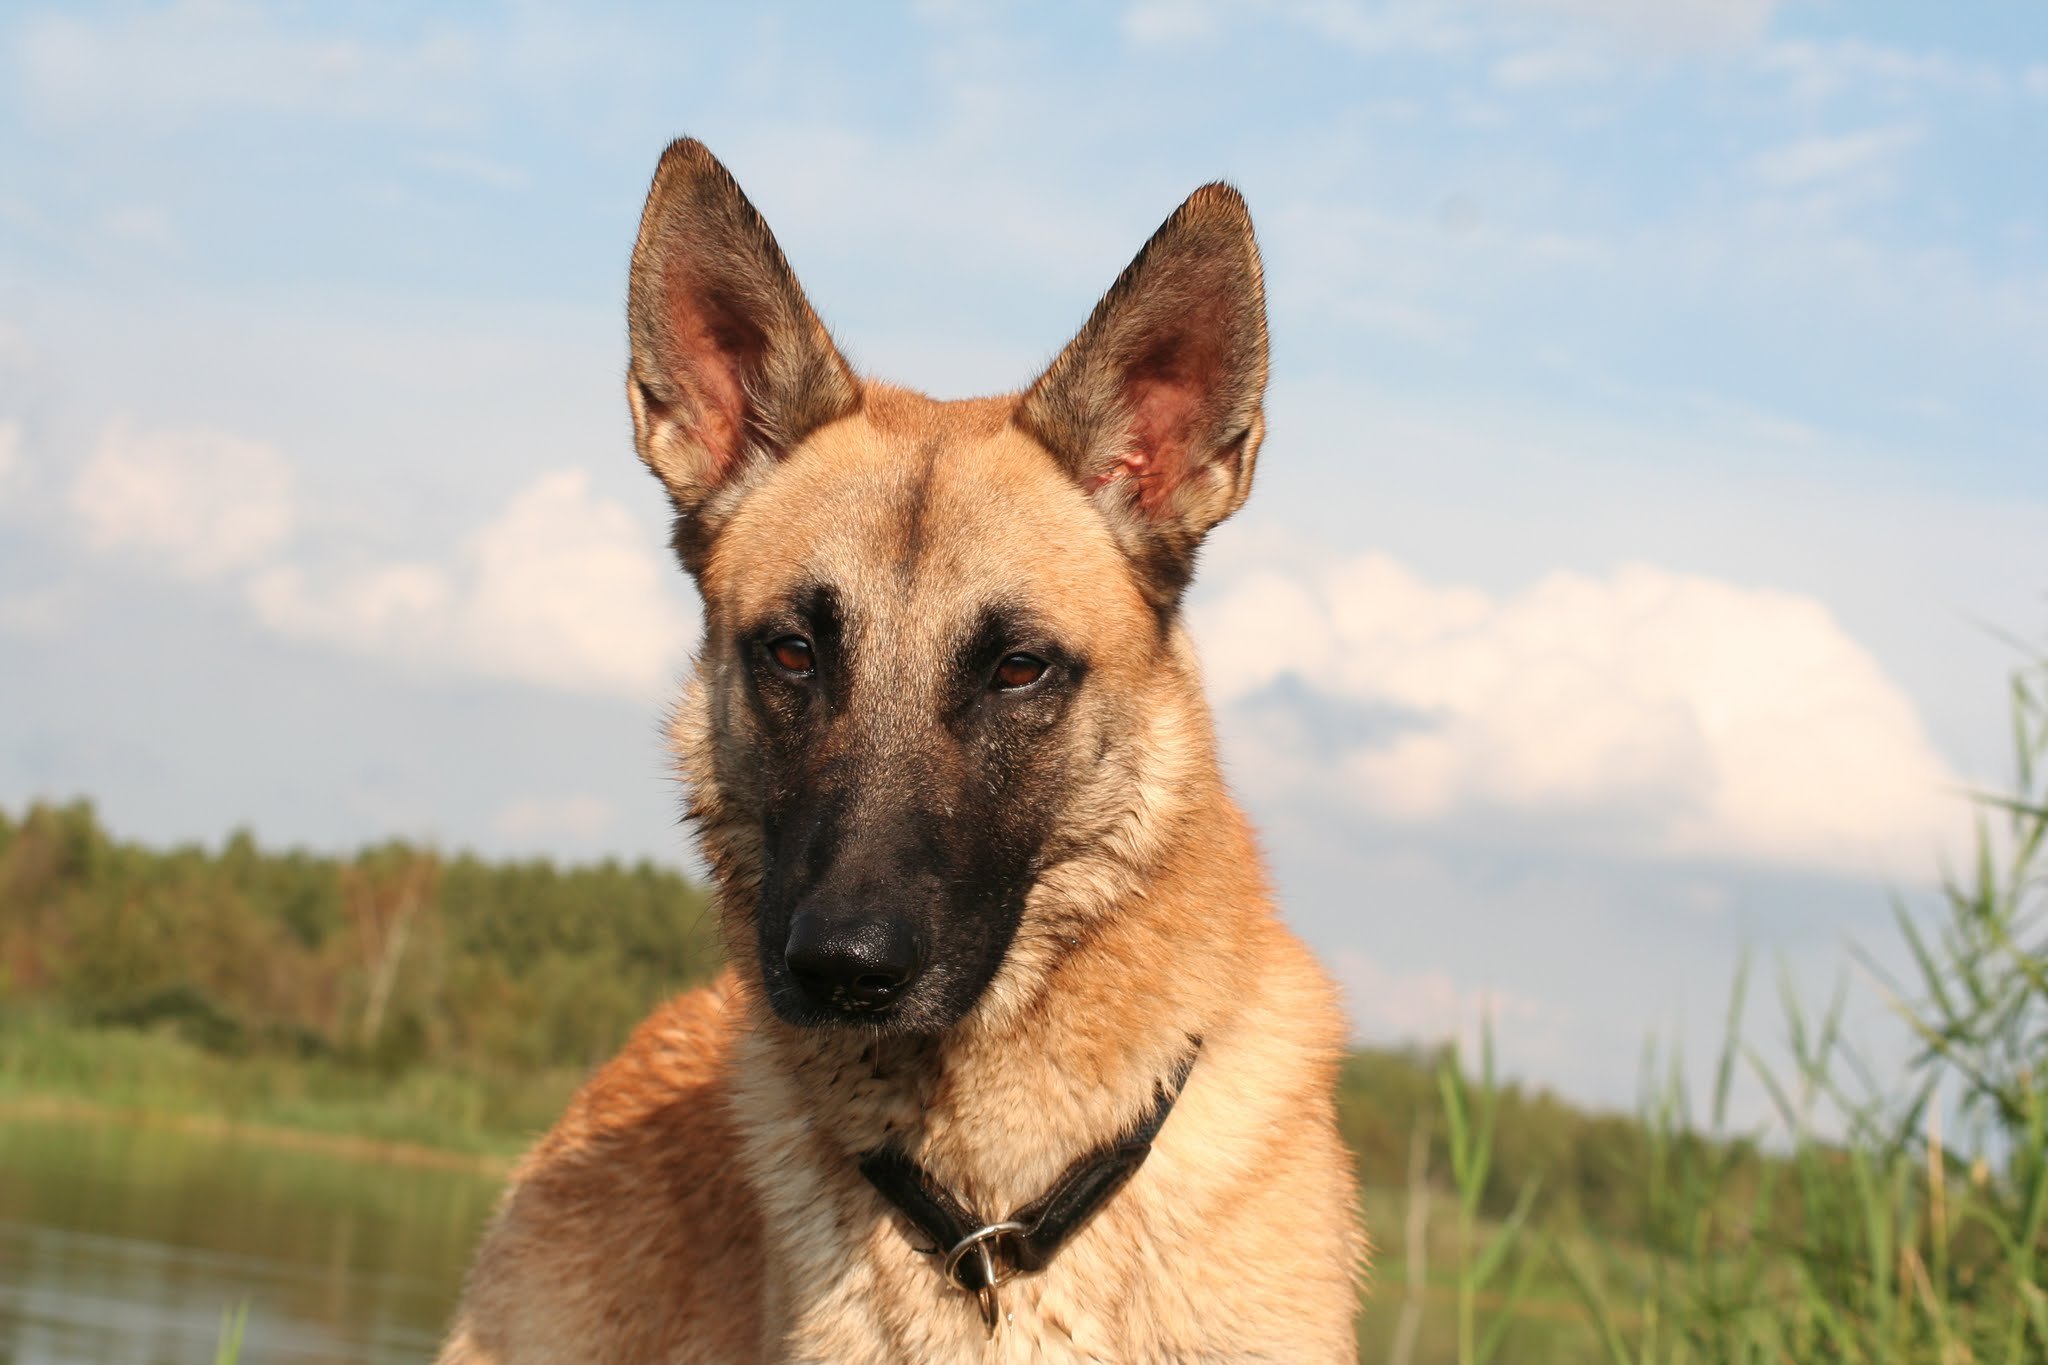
top-left (0, 799), bottom-right (719, 1076)
top-left (3, 796), bottom-right (1761, 1240)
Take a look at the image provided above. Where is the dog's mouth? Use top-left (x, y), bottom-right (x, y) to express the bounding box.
top-left (760, 964), bottom-right (962, 1036)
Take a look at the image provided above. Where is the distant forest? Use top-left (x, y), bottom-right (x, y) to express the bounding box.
top-left (0, 799), bottom-right (720, 1076)
top-left (0, 798), bottom-right (1743, 1237)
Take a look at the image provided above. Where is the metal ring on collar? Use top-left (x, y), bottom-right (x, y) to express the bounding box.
top-left (941, 1220), bottom-right (1028, 1292)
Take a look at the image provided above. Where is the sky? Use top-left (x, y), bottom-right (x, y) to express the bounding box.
top-left (0, 0), bottom-right (2041, 1116)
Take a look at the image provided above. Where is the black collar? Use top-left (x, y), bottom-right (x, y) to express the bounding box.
top-left (859, 1042), bottom-right (1201, 1335)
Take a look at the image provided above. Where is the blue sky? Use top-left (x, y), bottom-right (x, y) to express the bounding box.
top-left (1, 0), bottom-right (2041, 1113)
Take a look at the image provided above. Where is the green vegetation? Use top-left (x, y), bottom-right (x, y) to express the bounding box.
top-left (3, 644), bottom-right (2042, 1363)
top-left (0, 801), bottom-right (719, 1149)
top-left (0, 796), bottom-right (1790, 1225)
top-left (213, 1302), bottom-right (248, 1365)
top-left (0, 1011), bottom-right (577, 1156)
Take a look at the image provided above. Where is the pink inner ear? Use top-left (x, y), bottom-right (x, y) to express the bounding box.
top-left (1107, 378), bottom-right (1201, 514)
top-left (1090, 333), bottom-right (1220, 516)
top-left (663, 268), bottom-right (762, 481)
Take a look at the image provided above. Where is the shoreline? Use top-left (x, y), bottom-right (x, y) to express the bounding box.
top-left (0, 1092), bottom-right (520, 1177)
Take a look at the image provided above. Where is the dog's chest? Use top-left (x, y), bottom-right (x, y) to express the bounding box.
top-left (779, 1241), bottom-right (1192, 1364)
top-left (756, 1162), bottom-right (1240, 1365)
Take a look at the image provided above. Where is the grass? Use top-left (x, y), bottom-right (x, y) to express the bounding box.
top-left (0, 1008), bottom-right (572, 1159)
top-left (214, 1302), bottom-right (248, 1365)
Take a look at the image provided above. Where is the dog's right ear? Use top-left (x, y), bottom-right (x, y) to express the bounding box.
top-left (626, 139), bottom-right (859, 571)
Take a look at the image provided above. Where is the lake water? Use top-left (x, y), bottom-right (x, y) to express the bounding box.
top-left (0, 1115), bottom-right (505, 1365)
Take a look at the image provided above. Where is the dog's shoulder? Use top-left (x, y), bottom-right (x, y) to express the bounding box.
top-left (438, 972), bottom-right (762, 1364)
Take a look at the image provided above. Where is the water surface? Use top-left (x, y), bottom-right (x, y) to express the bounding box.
top-left (0, 1115), bottom-right (504, 1364)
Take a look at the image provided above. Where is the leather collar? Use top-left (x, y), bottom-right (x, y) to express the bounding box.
top-left (859, 1041), bottom-right (1201, 1335)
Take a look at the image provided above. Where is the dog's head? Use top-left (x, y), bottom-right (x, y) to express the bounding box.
top-left (627, 140), bottom-right (1267, 1035)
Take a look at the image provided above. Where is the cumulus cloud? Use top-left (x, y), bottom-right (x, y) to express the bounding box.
top-left (70, 420), bottom-right (294, 578)
top-left (1194, 553), bottom-right (1964, 878)
top-left (248, 470), bottom-right (696, 701)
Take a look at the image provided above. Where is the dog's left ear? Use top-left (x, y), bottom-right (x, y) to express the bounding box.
top-left (1016, 183), bottom-right (1268, 616)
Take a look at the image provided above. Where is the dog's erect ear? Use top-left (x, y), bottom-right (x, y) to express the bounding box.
top-left (1016, 184), bottom-right (1268, 617)
top-left (627, 139), bottom-right (859, 570)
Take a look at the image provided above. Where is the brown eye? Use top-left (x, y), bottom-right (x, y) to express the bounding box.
top-left (769, 636), bottom-right (814, 676)
top-left (992, 653), bottom-right (1048, 690)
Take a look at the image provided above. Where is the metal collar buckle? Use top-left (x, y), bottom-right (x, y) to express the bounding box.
top-left (941, 1220), bottom-right (1026, 1336)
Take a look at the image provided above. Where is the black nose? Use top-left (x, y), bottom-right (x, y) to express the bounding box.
top-left (784, 911), bottom-right (925, 1013)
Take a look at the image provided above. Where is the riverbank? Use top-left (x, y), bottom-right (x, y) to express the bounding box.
top-left (0, 1013), bottom-right (569, 1162)
top-left (0, 1092), bottom-right (516, 1175)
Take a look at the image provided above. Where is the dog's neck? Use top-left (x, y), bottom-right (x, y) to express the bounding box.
top-left (728, 776), bottom-right (1264, 1218)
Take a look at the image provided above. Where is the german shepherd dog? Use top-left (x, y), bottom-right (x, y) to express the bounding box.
top-left (440, 139), bottom-right (1363, 1363)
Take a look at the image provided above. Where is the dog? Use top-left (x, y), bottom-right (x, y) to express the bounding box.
top-left (438, 138), bottom-right (1364, 1363)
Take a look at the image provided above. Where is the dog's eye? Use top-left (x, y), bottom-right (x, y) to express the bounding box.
top-left (992, 654), bottom-right (1048, 691)
top-left (768, 636), bottom-right (815, 677)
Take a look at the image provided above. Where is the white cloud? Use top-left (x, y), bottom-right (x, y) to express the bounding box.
top-left (1122, 0), bottom-right (1225, 45)
top-left (248, 470), bottom-right (697, 701)
top-left (70, 420), bottom-right (294, 578)
top-left (1335, 949), bottom-right (1552, 1053)
top-left (1492, 44), bottom-right (1609, 89)
top-left (1750, 125), bottom-right (1921, 190)
top-left (1118, 0), bottom-right (1475, 57)
top-left (0, 420), bottom-right (22, 506)
top-left (1123, 0), bottom-right (1773, 59)
top-left (1759, 39), bottom-right (2008, 104)
top-left (9, 1), bottom-right (647, 131)
top-left (1194, 553), bottom-right (1965, 879)
top-left (1282, 2), bottom-right (1475, 57)
top-left (1499, 0), bottom-right (1776, 52)
top-left (493, 794), bottom-right (614, 843)
top-left (2028, 65), bottom-right (2048, 98)
top-left (16, 2), bottom-right (479, 126)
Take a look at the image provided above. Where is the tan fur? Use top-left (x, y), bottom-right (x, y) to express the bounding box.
top-left (441, 141), bottom-right (1365, 1363)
